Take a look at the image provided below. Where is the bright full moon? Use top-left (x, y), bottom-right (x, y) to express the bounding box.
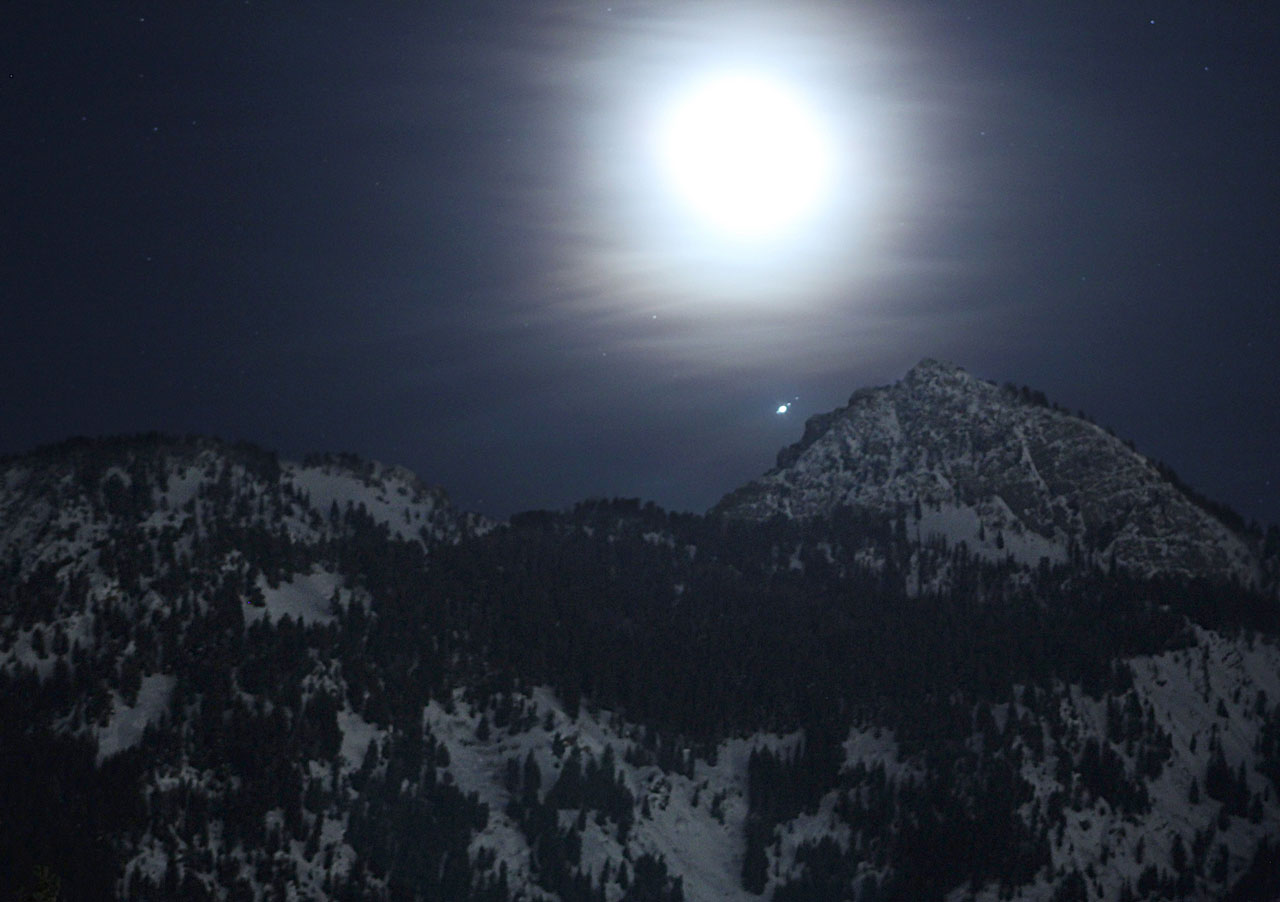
top-left (656, 72), bottom-right (834, 239)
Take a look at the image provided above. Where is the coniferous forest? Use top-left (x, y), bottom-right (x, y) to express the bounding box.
top-left (2, 436), bottom-right (1279, 900)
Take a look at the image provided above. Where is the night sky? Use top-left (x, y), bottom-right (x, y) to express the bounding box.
top-left (5, 2), bottom-right (1278, 523)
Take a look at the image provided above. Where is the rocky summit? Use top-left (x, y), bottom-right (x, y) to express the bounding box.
top-left (716, 359), bottom-right (1260, 584)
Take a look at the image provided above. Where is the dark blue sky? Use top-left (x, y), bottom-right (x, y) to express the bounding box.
top-left (4, 2), bottom-right (1278, 523)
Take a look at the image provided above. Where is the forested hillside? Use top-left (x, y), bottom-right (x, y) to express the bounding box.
top-left (1, 435), bottom-right (1278, 900)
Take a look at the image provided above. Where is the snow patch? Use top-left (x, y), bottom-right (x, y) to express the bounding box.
top-left (97, 674), bottom-right (175, 761)
top-left (246, 568), bottom-right (342, 625)
top-left (338, 707), bottom-right (380, 772)
top-left (286, 463), bottom-right (435, 542)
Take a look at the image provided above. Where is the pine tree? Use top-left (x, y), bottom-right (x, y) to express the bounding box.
top-left (15, 865), bottom-right (61, 902)
top-left (742, 818), bottom-right (769, 895)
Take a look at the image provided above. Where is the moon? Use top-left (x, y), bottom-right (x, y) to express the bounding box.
top-left (656, 72), bottom-right (834, 239)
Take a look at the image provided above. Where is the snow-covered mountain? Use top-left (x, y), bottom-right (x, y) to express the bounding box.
top-left (0, 435), bottom-right (487, 578)
top-left (715, 359), bottom-right (1261, 584)
top-left (1, 404), bottom-right (1278, 901)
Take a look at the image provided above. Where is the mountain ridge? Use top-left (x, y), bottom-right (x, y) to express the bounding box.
top-left (2, 369), bottom-right (1279, 901)
top-left (715, 359), bottom-right (1264, 585)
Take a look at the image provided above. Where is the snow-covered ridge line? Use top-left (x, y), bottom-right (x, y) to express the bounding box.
top-left (0, 434), bottom-right (492, 581)
top-left (715, 359), bottom-right (1262, 585)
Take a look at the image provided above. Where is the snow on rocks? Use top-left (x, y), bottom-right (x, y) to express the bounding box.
top-left (716, 359), bottom-right (1262, 584)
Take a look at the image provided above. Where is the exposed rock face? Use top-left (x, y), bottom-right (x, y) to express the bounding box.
top-left (715, 359), bottom-right (1258, 582)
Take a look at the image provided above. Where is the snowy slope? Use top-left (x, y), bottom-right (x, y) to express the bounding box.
top-left (716, 359), bottom-right (1260, 584)
top-left (3, 430), bottom-right (1279, 901)
top-left (0, 437), bottom-right (490, 584)
top-left (991, 628), bottom-right (1280, 901)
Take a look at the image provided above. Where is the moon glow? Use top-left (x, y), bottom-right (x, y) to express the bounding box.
top-left (569, 5), bottom-right (909, 307)
top-left (656, 72), bottom-right (834, 239)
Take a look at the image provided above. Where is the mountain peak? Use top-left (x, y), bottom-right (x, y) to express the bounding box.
top-left (902, 357), bottom-right (991, 396)
top-left (905, 356), bottom-right (966, 379)
top-left (716, 363), bottom-right (1259, 583)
